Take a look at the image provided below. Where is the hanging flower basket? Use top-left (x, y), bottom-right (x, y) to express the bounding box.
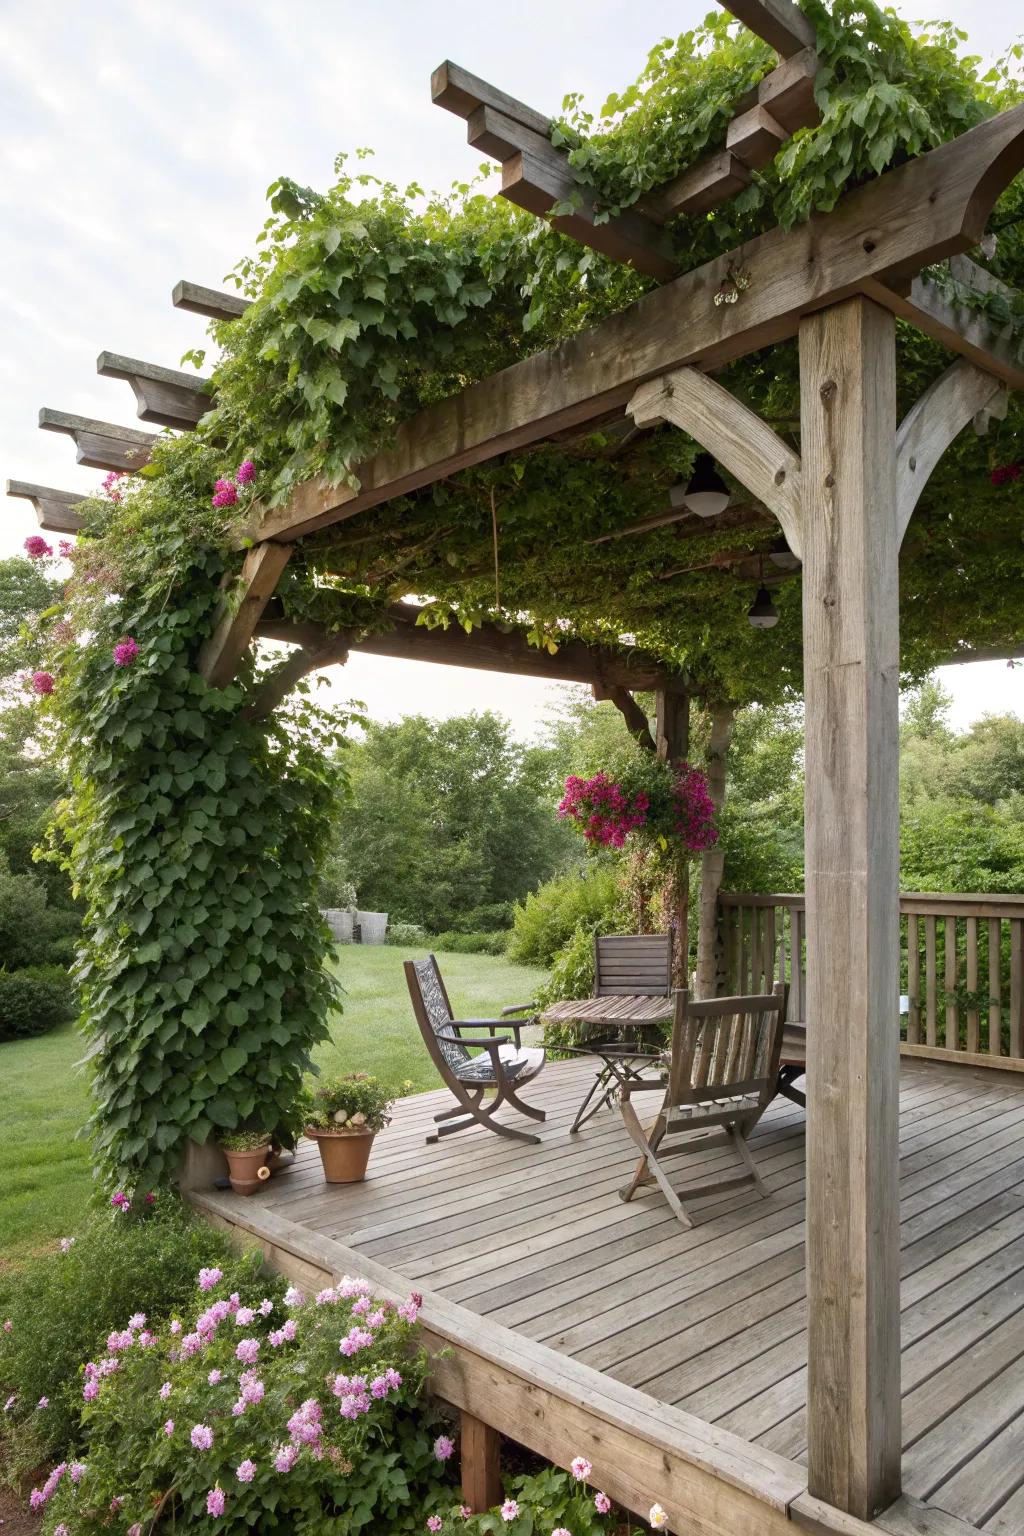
top-left (558, 760), bottom-right (717, 856)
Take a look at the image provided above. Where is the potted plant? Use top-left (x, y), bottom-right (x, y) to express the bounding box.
top-left (218, 1130), bottom-right (272, 1196)
top-left (305, 1073), bottom-right (395, 1183)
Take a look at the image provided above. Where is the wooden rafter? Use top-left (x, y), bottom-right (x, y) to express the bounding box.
top-left (38, 409), bottom-right (156, 473)
top-left (97, 352), bottom-right (213, 430)
top-left (867, 266), bottom-right (1024, 390)
top-left (256, 602), bottom-right (690, 695)
top-left (6, 480), bottom-right (86, 534)
top-left (172, 280), bottom-right (250, 322)
top-left (719, 0), bottom-right (816, 56)
top-left (197, 542), bottom-right (292, 688)
top-left (247, 104), bottom-right (1024, 547)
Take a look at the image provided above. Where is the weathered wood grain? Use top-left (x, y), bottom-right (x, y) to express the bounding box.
top-left (895, 359), bottom-right (1007, 542)
top-left (6, 479), bottom-right (86, 533)
top-left (38, 408), bottom-right (156, 473)
top-left (172, 279), bottom-right (250, 321)
top-left (720, 0), bottom-right (817, 56)
top-left (97, 351), bottom-right (213, 429)
top-left (198, 542), bottom-right (292, 688)
top-left (799, 297), bottom-right (902, 1519)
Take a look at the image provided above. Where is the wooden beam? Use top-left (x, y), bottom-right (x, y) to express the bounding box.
top-left (655, 688), bottom-right (690, 764)
top-left (6, 479), bottom-right (86, 534)
top-left (597, 684), bottom-right (658, 752)
top-left (257, 603), bottom-right (689, 694)
top-left (97, 351), bottom-right (213, 429)
top-left (639, 151), bottom-right (752, 223)
top-left (172, 280), bottom-right (250, 322)
top-left (866, 270), bottom-right (1024, 390)
top-left (248, 105), bottom-right (1024, 546)
top-left (38, 408), bottom-right (156, 473)
top-left (198, 542), bottom-right (292, 688)
top-left (727, 104), bottom-right (788, 171)
top-left (756, 46), bottom-right (820, 133)
top-left (431, 60), bottom-right (552, 138)
top-left (800, 297), bottom-right (902, 1519)
top-left (244, 634), bottom-right (350, 721)
top-left (895, 358), bottom-right (1007, 542)
top-left (460, 1411), bottom-right (502, 1514)
top-left (720, 0), bottom-right (817, 57)
top-left (629, 367), bottom-right (803, 558)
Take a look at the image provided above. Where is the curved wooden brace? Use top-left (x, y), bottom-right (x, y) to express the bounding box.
top-left (896, 358), bottom-right (1007, 544)
top-left (198, 542), bottom-right (292, 688)
top-left (628, 367), bottom-right (803, 559)
top-left (245, 635), bottom-right (350, 721)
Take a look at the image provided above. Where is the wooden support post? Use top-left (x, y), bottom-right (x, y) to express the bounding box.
top-left (696, 703), bottom-right (736, 997)
top-left (799, 297), bottom-right (901, 1519)
top-left (459, 1410), bottom-right (501, 1513)
top-left (655, 687), bottom-right (689, 763)
top-left (198, 542), bottom-right (292, 688)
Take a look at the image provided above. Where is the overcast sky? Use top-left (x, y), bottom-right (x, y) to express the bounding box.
top-left (0, 0), bottom-right (1020, 737)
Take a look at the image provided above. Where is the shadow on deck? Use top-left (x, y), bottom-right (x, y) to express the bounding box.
top-left (190, 1055), bottom-right (1024, 1536)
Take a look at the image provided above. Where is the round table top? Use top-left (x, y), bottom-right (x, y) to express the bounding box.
top-left (540, 993), bottom-right (674, 1027)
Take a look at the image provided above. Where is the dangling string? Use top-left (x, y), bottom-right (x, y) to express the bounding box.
top-left (491, 485), bottom-right (500, 614)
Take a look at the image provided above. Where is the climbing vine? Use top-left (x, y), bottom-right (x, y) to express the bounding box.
top-left (20, 2), bottom-right (1024, 1188)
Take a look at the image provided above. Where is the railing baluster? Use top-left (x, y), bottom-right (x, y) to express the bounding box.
top-left (907, 914), bottom-right (920, 1045)
top-left (925, 917), bottom-right (937, 1047)
top-left (989, 917), bottom-right (1002, 1057)
top-left (966, 916), bottom-right (980, 1053)
top-left (1011, 920), bottom-right (1023, 1059)
top-left (944, 916), bottom-right (959, 1051)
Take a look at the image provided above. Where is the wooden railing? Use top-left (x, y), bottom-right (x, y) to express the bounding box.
top-left (718, 891), bottom-right (1024, 1070)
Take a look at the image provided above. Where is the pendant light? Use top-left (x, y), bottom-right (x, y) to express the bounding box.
top-left (747, 556), bottom-right (779, 629)
top-left (682, 453), bottom-right (730, 518)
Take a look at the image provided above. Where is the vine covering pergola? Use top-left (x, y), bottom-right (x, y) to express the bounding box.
top-left (7, 0), bottom-right (1024, 1526)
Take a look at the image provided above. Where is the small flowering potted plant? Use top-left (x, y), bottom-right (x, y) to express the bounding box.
top-left (218, 1130), bottom-right (272, 1197)
top-left (304, 1073), bottom-right (395, 1184)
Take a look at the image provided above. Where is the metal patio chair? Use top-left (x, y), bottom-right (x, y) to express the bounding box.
top-left (618, 983), bottom-right (786, 1227)
top-left (405, 954), bottom-right (546, 1145)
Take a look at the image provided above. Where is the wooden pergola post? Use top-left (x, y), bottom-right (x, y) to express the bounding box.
top-left (696, 703), bottom-right (736, 998)
top-left (800, 296), bottom-right (902, 1519)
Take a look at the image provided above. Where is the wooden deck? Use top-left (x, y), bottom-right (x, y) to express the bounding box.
top-left (199, 1056), bottom-right (1024, 1536)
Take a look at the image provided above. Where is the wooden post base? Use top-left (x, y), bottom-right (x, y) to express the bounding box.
top-left (460, 1409), bottom-right (502, 1513)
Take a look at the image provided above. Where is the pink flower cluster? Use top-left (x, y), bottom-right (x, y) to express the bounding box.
top-left (672, 763), bottom-right (718, 852)
top-left (331, 1365), bottom-right (402, 1420)
top-left (103, 471), bottom-right (125, 503)
top-left (24, 535), bottom-right (53, 559)
top-left (286, 1396), bottom-right (324, 1453)
top-left (990, 462), bottom-right (1022, 486)
top-left (31, 671), bottom-right (54, 695)
top-left (29, 1460), bottom-right (66, 1511)
top-left (112, 636), bottom-right (139, 667)
top-left (558, 772), bottom-right (650, 849)
top-left (211, 459), bottom-right (256, 508)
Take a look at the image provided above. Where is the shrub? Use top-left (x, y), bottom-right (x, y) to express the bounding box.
top-left (0, 1200), bottom-right (273, 1464)
top-left (0, 965), bottom-right (75, 1042)
top-left (306, 1074), bottom-right (397, 1133)
top-left (430, 930), bottom-right (509, 956)
top-left (448, 1461), bottom-right (617, 1536)
top-left (385, 920), bottom-right (429, 947)
top-left (34, 1273), bottom-right (452, 1536)
top-left (508, 867), bottom-right (622, 968)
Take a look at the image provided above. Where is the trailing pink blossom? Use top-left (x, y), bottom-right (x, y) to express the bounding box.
top-left (212, 478), bottom-right (238, 508)
top-left (102, 471), bottom-right (125, 502)
top-left (112, 636), bottom-right (139, 667)
top-left (235, 459), bottom-right (256, 485)
top-left (110, 1191), bottom-right (130, 1211)
top-left (672, 762), bottom-right (718, 852)
top-left (58, 539), bottom-right (75, 557)
top-left (24, 535), bottom-right (53, 559)
top-left (31, 671), bottom-right (55, 695)
top-left (558, 772), bottom-right (648, 849)
top-left (434, 1434), bottom-right (455, 1462)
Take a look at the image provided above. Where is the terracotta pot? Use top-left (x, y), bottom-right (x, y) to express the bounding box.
top-left (306, 1126), bottom-right (376, 1183)
top-left (222, 1145), bottom-right (272, 1197)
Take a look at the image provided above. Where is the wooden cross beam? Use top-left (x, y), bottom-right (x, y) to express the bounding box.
top-left (198, 542), bottom-right (292, 688)
top-left (97, 352), bottom-right (213, 430)
top-left (172, 280), bottom-right (250, 322)
top-left (247, 104), bottom-right (1024, 547)
top-left (6, 479), bottom-right (86, 534)
top-left (38, 409), bottom-right (156, 473)
top-left (719, 0), bottom-right (816, 56)
top-left (256, 602), bottom-right (690, 695)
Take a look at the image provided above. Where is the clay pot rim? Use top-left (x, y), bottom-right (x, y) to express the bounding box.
top-left (221, 1143), bottom-right (272, 1157)
top-left (304, 1125), bottom-right (377, 1139)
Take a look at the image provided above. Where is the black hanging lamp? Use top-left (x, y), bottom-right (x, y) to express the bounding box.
top-left (747, 557), bottom-right (779, 630)
top-left (682, 453), bottom-right (730, 518)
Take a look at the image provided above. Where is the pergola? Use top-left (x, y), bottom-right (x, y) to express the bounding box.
top-left (8, 2), bottom-right (1024, 1527)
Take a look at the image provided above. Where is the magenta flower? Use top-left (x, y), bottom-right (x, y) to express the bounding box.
top-left (207, 1486), bottom-right (226, 1517)
top-left (433, 1435), bottom-right (455, 1462)
top-left (258, 1298), bottom-right (274, 1316)
top-left (31, 671), bottom-right (55, 695)
top-left (595, 1492), bottom-right (612, 1514)
top-left (145, 1191), bottom-right (157, 1204)
top-left (212, 478), bottom-right (238, 508)
top-left (459, 1509), bottom-right (472, 1521)
top-left (2, 1320), bottom-right (11, 1332)
top-left (236, 1459), bottom-right (256, 1483)
top-left (112, 636), bottom-right (139, 667)
top-left (234, 1306), bottom-right (255, 1326)
top-left (235, 459), bottom-right (256, 486)
top-left (82, 1380), bottom-right (99, 1402)
top-left (102, 471), bottom-right (124, 502)
top-left (571, 1455), bottom-right (593, 1482)
top-left (427, 1519), bottom-right (443, 1533)
top-left (58, 539), bottom-right (74, 557)
top-left (190, 1423), bottom-right (214, 1451)
top-left (198, 1267), bottom-right (223, 1291)
top-left (110, 1191), bottom-right (130, 1211)
top-left (70, 1463), bottom-right (86, 1483)
top-left (24, 535), bottom-right (52, 559)
top-left (283, 1286), bottom-right (304, 1306)
top-left (275, 1443), bottom-right (299, 1472)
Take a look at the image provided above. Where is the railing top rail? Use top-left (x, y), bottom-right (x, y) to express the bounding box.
top-left (721, 891), bottom-right (1024, 916)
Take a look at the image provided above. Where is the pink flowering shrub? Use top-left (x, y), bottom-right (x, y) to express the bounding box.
top-left (37, 1269), bottom-right (454, 1536)
top-left (558, 760), bottom-right (716, 856)
top-left (24, 535), bottom-right (54, 559)
top-left (210, 459), bottom-right (258, 509)
top-left (558, 772), bottom-right (649, 849)
top-left (442, 1460), bottom-right (619, 1536)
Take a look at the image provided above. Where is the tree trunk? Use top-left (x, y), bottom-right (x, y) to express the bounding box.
top-left (695, 704), bottom-right (736, 998)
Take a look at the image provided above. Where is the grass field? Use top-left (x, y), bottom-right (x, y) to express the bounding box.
top-left (0, 946), bottom-right (546, 1267)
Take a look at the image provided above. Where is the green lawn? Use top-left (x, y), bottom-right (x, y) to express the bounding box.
top-left (0, 946), bottom-right (546, 1266)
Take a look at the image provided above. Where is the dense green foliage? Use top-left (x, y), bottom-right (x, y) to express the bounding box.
top-left (328, 713), bottom-right (567, 933)
top-left (0, 965), bottom-right (74, 1042)
top-left (0, 1201), bottom-right (272, 1468)
top-left (508, 865), bottom-right (623, 968)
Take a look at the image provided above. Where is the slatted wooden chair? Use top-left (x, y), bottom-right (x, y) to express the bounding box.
top-left (568, 932), bottom-right (673, 1133)
top-left (405, 954), bottom-right (547, 1145)
top-left (618, 983), bottom-right (786, 1227)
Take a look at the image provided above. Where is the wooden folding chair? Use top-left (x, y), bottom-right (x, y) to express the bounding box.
top-left (568, 932), bottom-right (673, 1133)
top-left (618, 983), bottom-right (786, 1227)
top-left (405, 954), bottom-right (546, 1145)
